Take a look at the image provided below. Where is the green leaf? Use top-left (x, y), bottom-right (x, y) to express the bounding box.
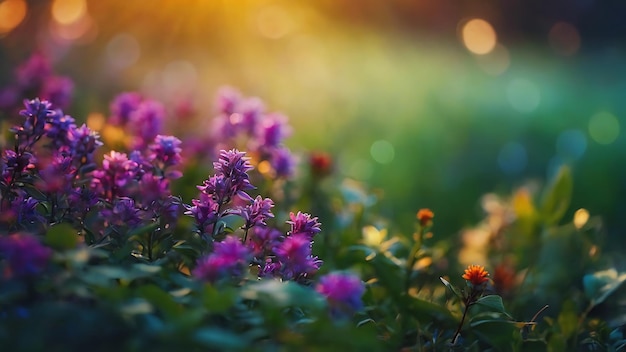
top-left (137, 284), bottom-right (182, 319)
top-left (474, 295), bottom-right (511, 318)
top-left (240, 280), bottom-right (326, 311)
top-left (440, 277), bottom-right (462, 299)
top-left (557, 300), bottom-right (579, 339)
top-left (540, 165), bottom-right (573, 225)
top-left (406, 296), bottom-right (457, 327)
top-left (45, 223), bottom-right (78, 250)
top-left (470, 319), bottom-right (518, 351)
top-left (202, 285), bottom-right (237, 313)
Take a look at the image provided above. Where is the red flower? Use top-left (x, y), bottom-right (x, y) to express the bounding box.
top-left (462, 264), bottom-right (489, 285)
top-left (416, 208), bottom-right (434, 227)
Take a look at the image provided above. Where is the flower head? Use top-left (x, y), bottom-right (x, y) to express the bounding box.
top-left (417, 208), bottom-right (434, 227)
top-left (193, 235), bottom-right (250, 283)
top-left (462, 264), bottom-right (489, 286)
top-left (316, 272), bottom-right (365, 318)
top-left (274, 233), bottom-right (322, 280)
top-left (109, 92), bottom-right (142, 126)
top-left (287, 211), bottom-right (321, 239)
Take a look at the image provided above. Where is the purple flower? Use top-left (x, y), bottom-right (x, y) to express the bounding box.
top-left (36, 154), bottom-right (75, 193)
top-left (270, 146), bottom-right (295, 179)
top-left (238, 196), bottom-right (274, 230)
top-left (135, 173), bottom-right (171, 206)
top-left (248, 226), bottom-right (282, 257)
top-left (315, 272), bottom-right (365, 318)
top-left (148, 135), bottom-right (182, 169)
top-left (215, 86), bottom-right (241, 115)
top-left (257, 113), bottom-right (291, 148)
top-left (274, 233), bottom-right (322, 280)
top-left (12, 195), bottom-right (46, 228)
top-left (68, 186), bottom-right (99, 213)
top-left (92, 151), bottom-right (138, 200)
top-left (45, 110), bottom-right (76, 149)
top-left (2, 149), bottom-right (34, 183)
top-left (67, 124), bottom-right (103, 171)
top-left (128, 100), bottom-right (165, 149)
top-left (0, 233), bottom-right (52, 278)
top-left (109, 92), bottom-right (142, 126)
top-left (287, 211), bottom-right (321, 239)
top-left (193, 235), bottom-right (250, 283)
top-left (12, 98), bottom-right (55, 146)
top-left (42, 76), bottom-right (73, 110)
top-left (199, 149), bottom-right (255, 203)
top-left (101, 197), bottom-right (142, 227)
top-left (184, 192), bottom-right (220, 234)
top-left (239, 97), bottom-right (265, 135)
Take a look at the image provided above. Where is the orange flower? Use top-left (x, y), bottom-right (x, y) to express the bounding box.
top-left (462, 264), bottom-right (489, 285)
top-left (416, 208), bottom-right (434, 227)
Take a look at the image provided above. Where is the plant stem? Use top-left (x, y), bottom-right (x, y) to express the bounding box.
top-left (451, 297), bottom-right (472, 346)
top-left (405, 227), bottom-right (423, 294)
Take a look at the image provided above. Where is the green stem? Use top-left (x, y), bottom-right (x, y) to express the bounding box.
top-left (405, 227), bottom-right (424, 294)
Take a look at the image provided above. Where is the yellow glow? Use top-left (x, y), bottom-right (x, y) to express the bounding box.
top-left (362, 225), bottom-right (387, 247)
top-left (573, 208), bottom-right (589, 229)
top-left (86, 112), bottom-right (106, 131)
top-left (461, 18), bottom-right (497, 55)
top-left (52, 0), bottom-right (86, 25)
top-left (0, 0), bottom-right (27, 34)
top-left (257, 5), bottom-right (293, 39)
top-left (257, 160), bottom-right (272, 175)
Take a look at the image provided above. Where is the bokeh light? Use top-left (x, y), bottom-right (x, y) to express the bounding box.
top-left (573, 208), bottom-right (590, 229)
top-left (506, 78), bottom-right (541, 113)
top-left (51, 0), bottom-right (86, 25)
top-left (106, 33), bottom-right (140, 70)
top-left (588, 111), bottom-right (620, 145)
top-left (461, 18), bottom-right (497, 55)
top-left (548, 21), bottom-right (581, 56)
top-left (0, 0), bottom-right (27, 35)
top-left (370, 140), bottom-right (395, 164)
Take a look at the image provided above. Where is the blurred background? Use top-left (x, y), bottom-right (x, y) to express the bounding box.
top-left (1, 0), bottom-right (626, 249)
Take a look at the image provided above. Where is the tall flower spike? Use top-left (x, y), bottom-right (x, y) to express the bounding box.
top-left (462, 264), bottom-right (489, 286)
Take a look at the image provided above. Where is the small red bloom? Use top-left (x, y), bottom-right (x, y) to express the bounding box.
top-left (310, 151), bottom-right (333, 177)
top-left (462, 264), bottom-right (489, 285)
top-left (416, 208), bottom-right (434, 227)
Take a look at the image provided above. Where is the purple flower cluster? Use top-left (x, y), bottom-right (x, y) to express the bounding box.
top-left (208, 87), bottom-right (295, 179)
top-left (1, 98), bottom-right (103, 231)
top-left (0, 53), bottom-right (73, 114)
top-left (316, 272), bottom-right (366, 318)
top-left (187, 149), bottom-right (323, 283)
top-left (1, 91), bottom-right (182, 252)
